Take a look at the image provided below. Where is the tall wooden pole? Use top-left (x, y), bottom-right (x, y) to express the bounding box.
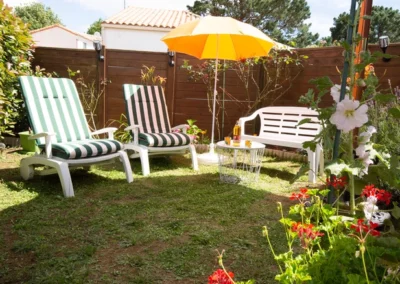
top-left (352, 0), bottom-right (373, 100)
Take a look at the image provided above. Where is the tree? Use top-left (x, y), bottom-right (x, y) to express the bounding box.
top-left (187, 0), bottom-right (318, 47)
top-left (330, 6), bottom-right (400, 43)
top-left (292, 24), bottom-right (319, 47)
top-left (330, 12), bottom-right (349, 42)
top-left (87, 18), bottom-right (103, 35)
top-left (0, 2), bottom-right (33, 137)
top-left (14, 2), bottom-right (62, 30)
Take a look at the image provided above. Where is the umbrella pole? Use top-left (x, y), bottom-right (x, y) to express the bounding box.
top-left (210, 36), bottom-right (219, 155)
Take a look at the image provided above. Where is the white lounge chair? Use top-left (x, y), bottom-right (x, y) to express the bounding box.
top-left (122, 84), bottom-right (198, 176)
top-left (18, 76), bottom-right (133, 197)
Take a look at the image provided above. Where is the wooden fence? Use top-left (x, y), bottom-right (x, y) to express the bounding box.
top-left (31, 44), bottom-right (400, 140)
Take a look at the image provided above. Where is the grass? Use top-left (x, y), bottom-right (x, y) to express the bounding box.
top-left (0, 149), bottom-right (314, 283)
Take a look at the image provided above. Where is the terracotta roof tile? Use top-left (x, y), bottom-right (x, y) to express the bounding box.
top-left (103, 6), bottom-right (199, 28)
top-left (30, 24), bottom-right (95, 41)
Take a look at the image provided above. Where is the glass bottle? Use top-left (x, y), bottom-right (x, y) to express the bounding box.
top-left (233, 120), bottom-right (241, 142)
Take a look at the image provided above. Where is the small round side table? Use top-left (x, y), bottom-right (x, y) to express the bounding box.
top-left (216, 140), bottom-right (265, 184)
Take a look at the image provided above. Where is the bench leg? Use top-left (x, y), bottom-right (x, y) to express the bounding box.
top-left (316, 144), bottom-right (324, 176)
top-left (306, 150), bottom-right (317, 184)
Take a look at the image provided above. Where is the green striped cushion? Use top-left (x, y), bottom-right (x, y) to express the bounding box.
top-left (38, 139), bottom-right (123, 159)
top-left (139, 132), bottom-right (192, 147)
top-left (123, 84), bottom-right (172, 134)
top-left (19, 76), bottom-right (91, 146)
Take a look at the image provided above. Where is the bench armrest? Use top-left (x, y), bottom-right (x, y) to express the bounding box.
top-left (239, 111), bottom-right (260, 136)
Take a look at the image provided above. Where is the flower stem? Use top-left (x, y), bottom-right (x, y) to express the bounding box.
top-left (262, 226), bottom-right (283, 273)
top-left (360, 246), bottom-right (370, 284)
top-left (348, 133), bottom-right (356, 215)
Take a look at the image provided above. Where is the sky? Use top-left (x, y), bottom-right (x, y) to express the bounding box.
top-left (4, 0), bottom-right (400, 38)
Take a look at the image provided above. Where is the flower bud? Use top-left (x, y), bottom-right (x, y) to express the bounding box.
top-left (262, 226), bottom-right (268, 237)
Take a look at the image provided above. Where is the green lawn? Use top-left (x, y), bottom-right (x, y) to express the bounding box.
top-left (0, 150), bottom-right (313, 283)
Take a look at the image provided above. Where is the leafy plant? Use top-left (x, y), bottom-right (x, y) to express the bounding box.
top-left (67, 68), bottom-right (108, 132)
top-left (186, 119), bottom-right (209, 144)
top-left (108, 113), bottom-right (132, 143)
top-left (140, 65), bottom-right (166, 86)
top-left (0, 3), bottom-right (33, 138)
top-left (297, 0), bottom-right (400, 214)
top-left (263, 188), bottom-right (400, 283)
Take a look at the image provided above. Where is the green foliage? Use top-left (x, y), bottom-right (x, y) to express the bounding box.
top-left (187, 0), bottom-right (318, 47)
top-left (266, 189), bottom-right (400, 283)
top-left (330, 6), bottom-right (400, 43)
top-left (0, 3), bottom-right (33, 138)
top-left (369, 85), bottom-right (400, 156)
top-left (14, 2), bottom-right (62, 30)
top-left (108, 113), bottom-right (132, 143)
top-left (86, 18), bottom-right (102, 35)
top-left (186, 119), bottom-right (209, 144)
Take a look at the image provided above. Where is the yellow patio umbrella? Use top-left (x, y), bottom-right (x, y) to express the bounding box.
top-left (161, 16), bottom-right (277, 163)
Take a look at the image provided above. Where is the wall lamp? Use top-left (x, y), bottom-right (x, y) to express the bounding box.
top-left (379, 35), bottom-right (390, 62)
top-left (168, 51), bottom-right (175, 67)
top-left (93, 32), bottom-right (104, 62)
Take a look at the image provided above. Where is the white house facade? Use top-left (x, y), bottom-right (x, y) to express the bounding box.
top-left (31, 24), bottom-right (95, 49)
top-left (102, 6), bottom-right (199, 52)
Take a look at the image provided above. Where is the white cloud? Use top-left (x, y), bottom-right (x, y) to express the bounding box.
top-left (4, 0), bottom-right (38, 7)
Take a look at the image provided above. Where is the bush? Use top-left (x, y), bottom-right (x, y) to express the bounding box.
top-left (0, 3), bottom-right (34, 138)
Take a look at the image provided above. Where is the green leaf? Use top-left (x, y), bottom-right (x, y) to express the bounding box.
top-left (290, 163), bottom-right (310, 184)
top-left (302, 141), bottom-right (316, 152)
top-left (391, 205), bottom-right (400, 219)
top-left (297, 118), bottom-right (312, 127)
top-left (374, 93), bottom-right (396, 103)
top-left (325, 162), bottom-right (358, 176)
top-left (309, 76), bottom-right (333, 91)
top-left (347, 274), bottom-right (367, 284)
top-left (389, 107), bottom-right (400, 118)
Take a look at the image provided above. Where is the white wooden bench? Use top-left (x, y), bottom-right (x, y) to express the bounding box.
top-left (239, 106), bottom-right (323, 183)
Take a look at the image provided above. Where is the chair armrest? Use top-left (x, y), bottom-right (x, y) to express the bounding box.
top-left (91, 127), bottom-right (117, 140)
top-left (29, 132), bottom-right (55, 158)
top-left (172, 124), bottom-right (189, 134)
top-left (239, 111), bottom-right (259, 136)
top-left (124, 125), bottom-right (140, 145)
top-left (29, 132), bottom-right (56, 140)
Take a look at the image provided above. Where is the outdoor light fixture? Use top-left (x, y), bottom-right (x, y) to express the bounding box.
top-left (93, 32), bottom-right (104, 62)
top-left (168, 51), bottom-right (175, 67)
top-left (379, 35), bottom-right (391, 62)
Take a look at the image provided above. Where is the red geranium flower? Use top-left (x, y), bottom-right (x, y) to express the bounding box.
top-left (289, 188), bottom-right (310, 201)
top-left (350, 219), bottom-right (380, 237)
top-left (208, 269), bottom-right (234, 284)
top-left (291, 222), bottom-right (324, 247)
top-left (361, 184), bottom-right (392, 205)
top-left (326, 176), bottom-right (347, 189)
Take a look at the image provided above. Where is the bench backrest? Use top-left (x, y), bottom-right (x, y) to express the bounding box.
top-left (257, 107), bottom-right (321, 139)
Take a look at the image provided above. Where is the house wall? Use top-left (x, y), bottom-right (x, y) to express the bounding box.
top-left (102, 26), bottom-right (169, 52)
top-left (32, 27), bottom-right (94, 49)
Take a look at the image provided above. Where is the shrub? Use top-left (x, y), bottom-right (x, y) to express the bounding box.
top-left (0, 3), bottom-right (34, 138)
